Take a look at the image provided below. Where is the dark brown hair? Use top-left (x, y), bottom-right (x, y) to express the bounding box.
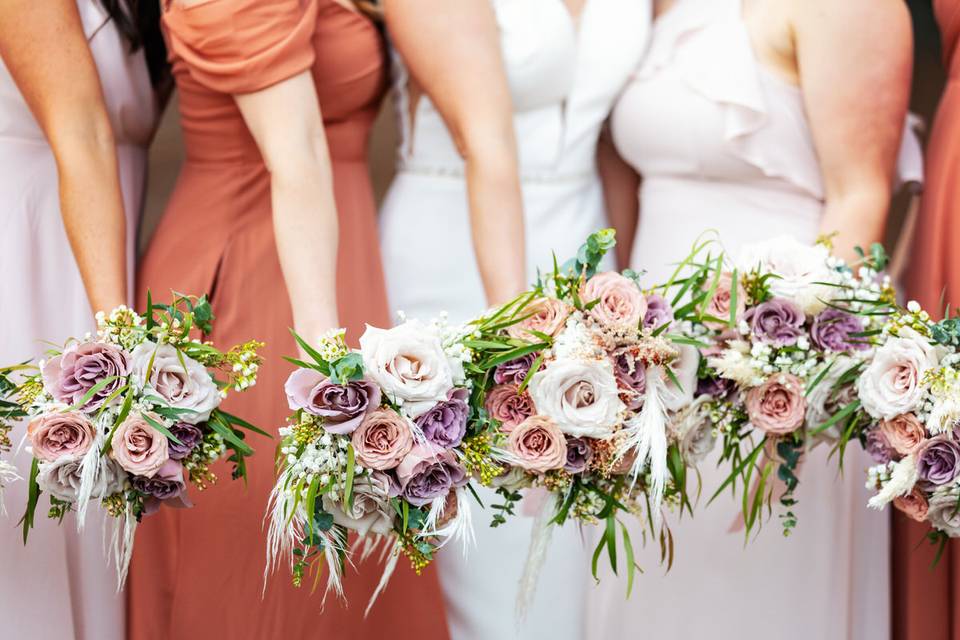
top-left (98, 0), bottom-right (169, 88)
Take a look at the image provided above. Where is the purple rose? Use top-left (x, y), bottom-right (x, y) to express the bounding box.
top-left (613, 349), bottom-right (646, 411)
top-left (563, 437), bottom-right (593, 474)
top-left (168, 422), bottom-right (204, 460)
top-left (917, 436), bottom-right (960, 488)
top-left (494, 353), bottom-right (538, 387)
top-left (131, 459), bottom-right (192, 516)
top-left (810, 308), bottom-right (868, 352)
top-left (743, 298), bottom-right (805, 347)
top-left (865, 428), bottom-right (896, 465)
top-left (42, 341), bottom-right (131, 412)
top-left (284, 368), bottom-right (381, 435)
top-left (396, 444), bottom-right (468, 507)
top-left (643, 294), bottom-right (674, 330)
top-left (697, 374), bottom-right (735, 399)
top-left (415, 388), bottom-right (469, 448)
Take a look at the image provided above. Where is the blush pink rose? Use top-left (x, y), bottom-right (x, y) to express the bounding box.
top-left (485, 384), bottom-right (536, 433)
top-left (506, 298), bottom-right (572, 342)
top-left (580, 272), bottom-right (647, 328)
top-left (27, 412), bottom-right (96, 462)
top-left (893, 488), bottom-right (929, 523)
top-left (508, 415), bottom-right (567, 473)
top-left (351, 408), bottom-right (414, 470)
top-left (745, 374), bottom-right (807, 436)
top-left (109, 413), bottom-right (169, 478)
top-left (704, 272), bottom-right (747, 329)
top-left (878, 414), bottom-right (927, 457)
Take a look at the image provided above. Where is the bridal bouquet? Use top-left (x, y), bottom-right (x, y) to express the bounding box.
top-left (861, 303), bottom-right (960, 556)
top-left (266, 320), bottom-right (484, 607)
top-left (4, 294), bottom-right (264, 585)
top-left (463, 230), bottom-right (716, 603)
top-left (702, 236), bottom-right (893, 536)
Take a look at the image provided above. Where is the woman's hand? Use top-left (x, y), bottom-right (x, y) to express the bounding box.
top-left (0, 0), bottom-right (129, 315)
top-left (385, 0), bottom-right (527, 306)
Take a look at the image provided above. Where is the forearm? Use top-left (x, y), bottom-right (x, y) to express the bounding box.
top-left (52, 116), bottom-right (128, 314)
top-left (818, 184), bottom-right (890, 263)
top-left (270, 159), bottom-right (340, 341)
top-left (597, 130), bottom-right (640, 269)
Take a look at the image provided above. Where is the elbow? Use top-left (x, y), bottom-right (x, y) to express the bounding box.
top-left (263, 129), bottom-right (333, 188)
top-left (451, 116), bottom-right (517, 171)
top-left (49, 109), bottom-right (117, 169)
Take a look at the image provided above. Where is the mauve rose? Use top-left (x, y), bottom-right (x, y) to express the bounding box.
top-left (893, 489), bottom-right (929, 523)
top-left (581, 272), bottom-right (647, 328)
top-left (132, 459), bottom-right (186, 506)
top-left (494, 353), bottom-right (538, 386)
top-left (858, 327), bottom-right (940, 420)
top-left (745, 374), bottom-right (806, 435)
top-left (865, 429), bottom-right (896, 465)
top-left (927, 488), bottom-right (960, 536)
top-left (284, 368), bottom-right (381, 434)
top-left (704, 272), bottom-right (746, 330)
top-left (485, 384), bottom-right (535, 433)
top-left (168, 422), bottom-right (204, 460)
top-left (396, 444), bottom-right (467, 507)
top-left (878, 414), bottom-right (926, 457)
top-left (810, 309), bottom-right (868, 352)
top-left (351, 409), bottom-right (414, 470)
top-left (109, 413), bottom-right (169, 477)
top-left (131, 342), bottom-right (219, 424)
top-left (28, 412), bottom-right (96, 462)
top-left (508, 415), bottom-right (567, 473)
top-left (416, 388), bottom-right (469, 448)
top-left (643, 294), bottom-right (674, 330)
top-left (325, 471), bottom-right (394, 536)
top-left (563, 437), bottom-right (593, 473)
top-left (42, 341), bottom-right (131, 412)
top-left (697, 374), bottom-right (734, 399)
top-left (916, 436), bottom-right (960, 487)
top-left (613, 349), bottom-right (646, 411)
top-left (506, 298), bottom-right (572, 341)
top-left (743, 298), bottom-right (805, 347)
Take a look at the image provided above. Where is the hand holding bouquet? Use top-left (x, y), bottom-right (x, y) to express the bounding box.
top-left (2, 294), bottom-right (265, 585)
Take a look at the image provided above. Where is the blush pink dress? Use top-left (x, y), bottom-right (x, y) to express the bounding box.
top-left (586, 1), bottom-right (889, 638)
top-left (0, 2), bottom-right (157, 638)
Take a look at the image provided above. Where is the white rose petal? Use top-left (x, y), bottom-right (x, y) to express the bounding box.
top-left (528, 358), bottom-right (624, 439)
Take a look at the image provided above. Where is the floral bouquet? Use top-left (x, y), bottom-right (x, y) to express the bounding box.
top-left (701, 236), bottom-right (892, 536)
top-left (2, 294), bottom-right (264, 585)
top-left (462, 229), bottom-right (718, 607)
top-left (265, 320), bottom-right (485, 608)
top-left (860, 303), bottom-right (960, 558)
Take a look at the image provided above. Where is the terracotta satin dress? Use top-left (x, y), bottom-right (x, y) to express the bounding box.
top-left (127, 1), bottom-right (448, 638)
top-left (897, 2), bottom-right (960, 638)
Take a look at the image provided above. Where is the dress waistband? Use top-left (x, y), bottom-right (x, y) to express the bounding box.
top-left (397, 160), bottom-right (595, 185)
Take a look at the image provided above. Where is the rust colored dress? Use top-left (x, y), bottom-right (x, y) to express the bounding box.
top-left (897, 1), bottom-right (960, 638)
top-left (127, 1), bottom-right (448, 638)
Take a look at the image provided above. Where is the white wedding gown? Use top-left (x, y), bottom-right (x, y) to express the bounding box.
top-left (380, 1), bottom-right (650, 637)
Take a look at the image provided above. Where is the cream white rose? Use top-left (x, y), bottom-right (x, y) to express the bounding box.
top-left (528, 358), bottom-right (624, 439)
top-left (37, 454), bottom-right (125, 503)
top-left (323, 472), bottom-right (395, 536)
top-left (675, 396), bottom-right (716, 465)
top-left (736, 236), bottom-right (836, 314)
top-left (805, 355), bottom-right (857, 441)
top-left (927, 487), bottom-right (960, 536)
top-left (858, 327), bottom-right (940, 420)
top-left (359, 320), bottom-right (454, 418)
top-left (131, 342), bottom-right (220, 424)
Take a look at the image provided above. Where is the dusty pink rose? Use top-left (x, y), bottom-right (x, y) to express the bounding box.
top-left (704, 272), bottom-right (747, 329)
top-left (878, 414), bottom-right (927, 457)
top-left (27, 412), bottom-right (96, 462)
top-left (745, 374), bottom-right (807, 436)
top-left (580, 272), bottom-right (647, 328)
top-left (351, 408), bottom-right (414, 470)
top-left (508, 415), bottom-right (567, 473)
top-left (506, 298), bottom-right (572, 341)
top-left (893, 488), bottom-right (929, 523)
top-left (109, 413), bottom-right (169, 477)
top-left (485, 384), bottom-right (536, 433)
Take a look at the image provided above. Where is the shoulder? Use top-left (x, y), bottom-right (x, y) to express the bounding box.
top-left (788, 0), bottom-right (910, 37)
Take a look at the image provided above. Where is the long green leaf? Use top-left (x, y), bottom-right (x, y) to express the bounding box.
top-left (62, 376), bottom-right (119, 412)
top-left (343, 445), bottom-right (356, 508)
top-left (20, 458), bottom-right (40, 544)
top-left (142, 412), bottom-right (185, 446)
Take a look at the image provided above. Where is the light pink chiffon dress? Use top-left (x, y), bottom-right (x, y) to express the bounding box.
top-left (586, 1), bottom-right (889, 638)
top-left (0, 2), bottom-right (156, 638)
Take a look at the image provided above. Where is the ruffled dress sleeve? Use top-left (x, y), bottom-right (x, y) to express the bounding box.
top-left (163, 0), bottom-right (319, 94)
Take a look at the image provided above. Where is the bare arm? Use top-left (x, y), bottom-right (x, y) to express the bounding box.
top-left (0, 0), bottom-right (127, 313)
top-left (793, 0), bottom-right (912, 262)
top-left (597, 124), bottom-right (640, 270)
top-left (235, 71), bottom-right (339, 341)
top-left (385, 0), bottom-right (527, 305)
